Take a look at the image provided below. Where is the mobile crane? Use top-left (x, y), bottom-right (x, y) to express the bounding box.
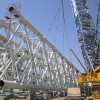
top-left (71, 0), bottom-right (100, 100)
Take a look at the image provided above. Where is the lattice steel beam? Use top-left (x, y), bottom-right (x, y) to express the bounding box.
top-left (0, 5), bottom-right (79, 92)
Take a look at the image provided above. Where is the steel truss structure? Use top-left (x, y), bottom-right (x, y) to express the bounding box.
top-left (96, 4), bottom-right (100, 39)
top-left (71, 0), bottom-right (98, 71)
top-left (0, 5), bottom-right (79, 97)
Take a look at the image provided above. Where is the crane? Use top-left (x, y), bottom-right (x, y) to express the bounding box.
top-left (71, 0), bottom-right (100, 99)
top-left (0, 4), bottom-right (80, 99)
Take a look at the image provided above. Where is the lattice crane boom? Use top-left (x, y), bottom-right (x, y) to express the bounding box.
top-left (0, 5), bottom-right (79, 93)
top-left (71, 0), bottom-right (98, 71)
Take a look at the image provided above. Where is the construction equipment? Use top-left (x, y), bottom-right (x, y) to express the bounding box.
top-left (71, 0), bottom-right (100, 99)
top-left (0, 4), bottom-right (80, 99)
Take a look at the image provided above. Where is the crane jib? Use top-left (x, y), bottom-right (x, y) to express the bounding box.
top-left (71, 0), bottom-right (100, 71)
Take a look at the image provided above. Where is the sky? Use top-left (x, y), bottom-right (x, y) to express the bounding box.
top-left (0, 0), bottom-right (100, 72)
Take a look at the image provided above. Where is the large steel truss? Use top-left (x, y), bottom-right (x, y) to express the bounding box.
top-left (0, 5), bottom-right (79, 95)
top-left (71, 0), bottom-right (98, 71)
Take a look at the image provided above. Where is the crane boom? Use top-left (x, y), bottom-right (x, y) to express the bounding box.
top-left (71, 0), bottom-right (98, 71)
top-left (95, 4), bottom-right (100, 71)
top-left (96, 4), bottom-right (100, 39)
top-left (71, 1), bottom-right (100, 99)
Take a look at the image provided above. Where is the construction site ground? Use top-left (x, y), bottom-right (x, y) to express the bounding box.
top-left (52, 96), bottom-right (80, 100)
top-left (3, 96), bottom-right (81, 100)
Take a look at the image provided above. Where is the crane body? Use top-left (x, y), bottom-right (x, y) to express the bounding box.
top-left (71, 0), bottom-right (100, 99)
